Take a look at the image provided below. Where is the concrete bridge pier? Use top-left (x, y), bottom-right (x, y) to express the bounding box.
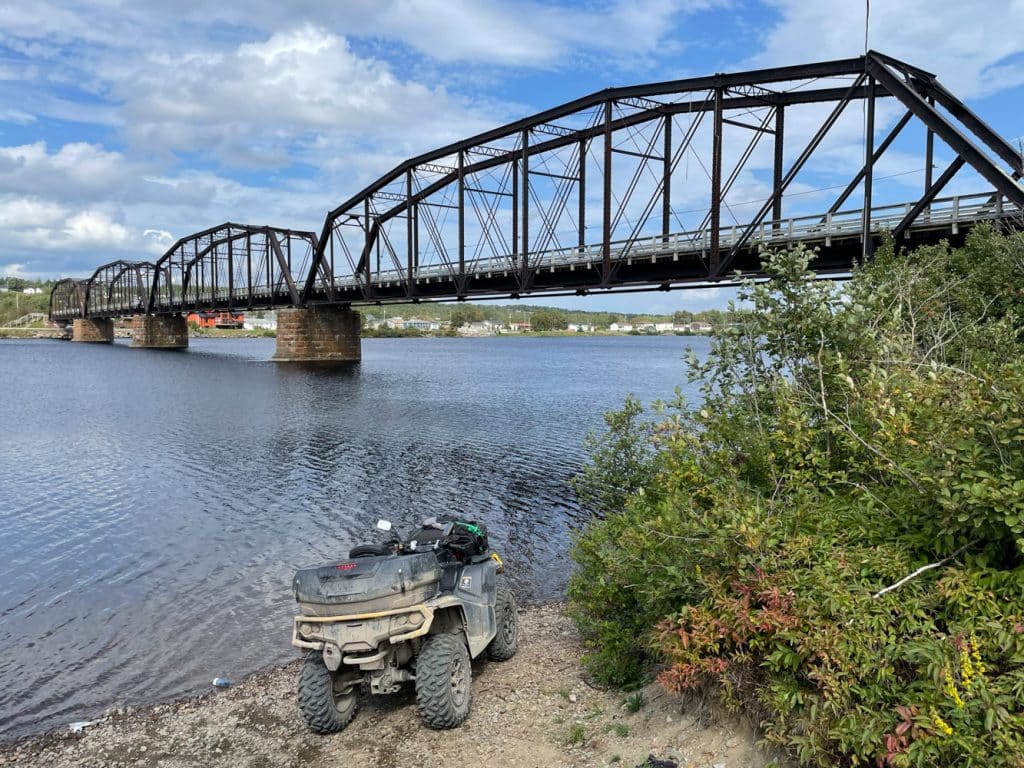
top-left (131, 314), bottom-right (188, 349)
top-left (72, 318), bottom-right (114, 343)
top-left (273, 306), bottom-right (361, 364)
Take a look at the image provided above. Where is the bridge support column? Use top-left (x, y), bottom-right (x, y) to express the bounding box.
top-left (131, 314), bottom-right (188, 349)
top-left (273, 307), bottom-right (361, 364)
top-left (72, 318), bottom-right (113, 343)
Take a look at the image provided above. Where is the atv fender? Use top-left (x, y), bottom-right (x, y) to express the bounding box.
top-left (429, 559), bottom-right (498, 658)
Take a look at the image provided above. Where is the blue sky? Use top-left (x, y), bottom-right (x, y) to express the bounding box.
top-left (1, 0), bottom-right (1023, 314)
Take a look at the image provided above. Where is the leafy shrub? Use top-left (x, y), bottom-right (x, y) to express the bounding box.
top-left (569, 226), bottom-right (1024, 766)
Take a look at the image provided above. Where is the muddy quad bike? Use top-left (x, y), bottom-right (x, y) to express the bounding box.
top-left (291, 517), bottom-right (519, 733)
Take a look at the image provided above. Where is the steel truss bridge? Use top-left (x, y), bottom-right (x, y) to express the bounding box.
top-left (50, 51), bottom-right (1024, 322)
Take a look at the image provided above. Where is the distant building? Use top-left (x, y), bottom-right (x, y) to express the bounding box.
top-left (459, 321), bottom-right (496, 336)
top-left (22, 287), bottom-right (43, 295)
top-left (689, 322), bottom-right (713, 333)
top-left (568, 323), bottom-right (594, 332)
top-left (654, 322), bottom-right (674, 332)
top-left (188, 310), bottom-right (245, 329)
top-left (244, 315), bottom-right (277, 331)
top-left (404, 318), bottom-right (439, 331)
top-left (509, 321), bottom-right (532, 332)
top-left (609, 322), bottom-right (634, 332)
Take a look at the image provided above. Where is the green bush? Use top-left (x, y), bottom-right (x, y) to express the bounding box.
top-left (569, 226), bottom-right (1024, 766)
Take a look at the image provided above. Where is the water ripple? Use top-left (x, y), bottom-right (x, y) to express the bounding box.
top-left (0, 335), bottom-right (704, 741)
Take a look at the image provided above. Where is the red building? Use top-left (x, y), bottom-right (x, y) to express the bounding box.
top-left (187, 310), bottom-right (245, 329)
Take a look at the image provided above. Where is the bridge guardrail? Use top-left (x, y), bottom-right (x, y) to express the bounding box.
top-left (51, 191), bottom-right (1019, 318)
top-left (320, 191), bottom-right (1019, 291)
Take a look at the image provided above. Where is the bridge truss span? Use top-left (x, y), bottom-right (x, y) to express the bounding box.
top-left (148, 223), bottom-right (320, 315)
top-left (50, 51), bottom-right (1024, 323)
top-left (302, 50), bottom-right (1023, 306)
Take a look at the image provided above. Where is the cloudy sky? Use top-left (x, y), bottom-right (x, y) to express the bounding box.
top-left (1, 0), bottom-right (1022, 313)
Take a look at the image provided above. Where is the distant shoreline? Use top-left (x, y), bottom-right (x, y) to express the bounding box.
top-left (0, 329), bottom-right (713, 342)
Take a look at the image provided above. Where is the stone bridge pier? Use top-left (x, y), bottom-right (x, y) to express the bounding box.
top-left (273, 306), bottom-right (361, 364)
top-left (131, 315), bottom-right (188, 349)
top-left (71, 318), bottom-right (114, 343)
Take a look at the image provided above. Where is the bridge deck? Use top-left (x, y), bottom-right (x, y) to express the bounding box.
top-left (48, 53), bottom-right (1024, 324)
top-left (57, 190), bottom-right (1007, 320)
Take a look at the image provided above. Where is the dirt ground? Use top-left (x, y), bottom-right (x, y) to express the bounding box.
top-left (0, 604), bottom-right (773, 768)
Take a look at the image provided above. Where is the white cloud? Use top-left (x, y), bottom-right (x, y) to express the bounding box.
top-left (0, 108), bottom-right (35, 124)
top-left (0, 197), bottom-right (66, 229)
top-left (0, 196), bottom-right (134, 253)
top-left (0, 141), bottom-right (146, 201)
top-left (0, 0), bottom-right (1018, 317)
top-left (62, 210), bottom-right (131, 248)
top-left (106, 25), bottom-right (502, 167)
top-left (0, 138), bottom-right (329, 275)
top-left (142, 228), bottom-right (174, 251)
top-left (115, 0), bottom-right (726, 68)
top-left (752, 0), bottom-right (1024, 98)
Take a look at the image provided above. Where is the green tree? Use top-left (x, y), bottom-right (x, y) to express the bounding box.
top-left (569, 227), bottom-right (1024, 766)
top-left (449, 306), bottom-right (485, 328)
top-left (530, 307), bottom-right (568, 331)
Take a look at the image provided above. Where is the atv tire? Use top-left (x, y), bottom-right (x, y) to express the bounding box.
top-left (416, 633), bottom-right (472, 729)
top-left (487, 580), bottom-right (519, 661)
top-left (348, 543), bottom-right (391, 558)
top-left (297, 652), bottom-right (358, 734)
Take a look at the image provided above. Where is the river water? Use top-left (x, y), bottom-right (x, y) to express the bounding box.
top-left (0, 335), bottom-right (706, 740)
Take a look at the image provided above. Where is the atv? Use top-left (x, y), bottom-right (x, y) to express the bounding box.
top-left (291, 517), bottom-right (519, 733)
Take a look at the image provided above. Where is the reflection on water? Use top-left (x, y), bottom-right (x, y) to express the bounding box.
top-left (0, 334), bottom-right (706, 740)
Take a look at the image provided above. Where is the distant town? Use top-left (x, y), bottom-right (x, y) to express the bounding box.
top-left (1, 276), bottom-right (723, 337)
top-left (359, 312), bottom-right (713, 337)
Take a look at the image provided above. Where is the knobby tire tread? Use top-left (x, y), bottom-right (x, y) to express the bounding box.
top-left (297, 653), bottom-right (357, 734)
top-left (487, 580), bottom-right (519, 661)
top-left (416, 633), bottom-right (471, 729)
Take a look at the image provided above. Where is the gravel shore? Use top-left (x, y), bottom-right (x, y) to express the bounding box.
top-left (1, 604), bottom-right (770, 768)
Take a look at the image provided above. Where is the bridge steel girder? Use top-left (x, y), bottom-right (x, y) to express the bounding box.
top-left (50, 51), bottom-right (1024, 318)
top-left (49, 278), bottom-right (89, 321)
top-left (301, 49), bottom-right (1024, 306)
top-left (82, 259), bottom-right (157, 318)
top-left (45, 260), bottom-right (155, 321)
top-left (145, 223), bottom-right (318, 318)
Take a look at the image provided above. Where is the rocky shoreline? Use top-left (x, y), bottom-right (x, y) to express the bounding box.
top-left (0, 604), bottom-right (770, 768)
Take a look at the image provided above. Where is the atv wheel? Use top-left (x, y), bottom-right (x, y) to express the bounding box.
top-left (297, 653), bottom-right (358, 734)
top-left (487, 581), bottom-right (519, 661)
top-left (348, 543), bottom-right (391, 558)
top-left (416, 633), bottom-right (472, 729)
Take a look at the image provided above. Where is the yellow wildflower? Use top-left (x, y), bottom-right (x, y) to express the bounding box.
top-left (930, 708), bottom-right (954, 737)
top-left (944, 670), bottom-right (965, 709)
top-left (960, 647), bottom-right (974, 689)
top-left (969, 634), bottom-right (986, 676)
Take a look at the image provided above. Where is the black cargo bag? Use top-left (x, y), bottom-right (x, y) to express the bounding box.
top-left (445, 520), bottom-right (489, 558)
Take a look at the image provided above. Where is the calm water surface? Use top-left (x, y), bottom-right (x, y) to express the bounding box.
top-left (0, 335), bottom-right (706, 740)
